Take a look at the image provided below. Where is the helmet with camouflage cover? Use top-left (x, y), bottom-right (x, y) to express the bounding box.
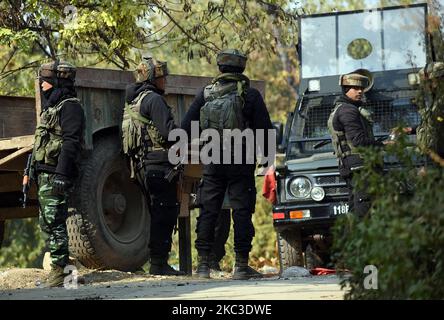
top-left (418, 61), bottom-right (444, 81)
top-left (134, 57), bottom-right (168, 83)
top-left (38, 60), bottom-right (76, 82)
top-left (339, 71), bottom-right (371, 91)
top-left (216, 49), bottom-right (247, 70)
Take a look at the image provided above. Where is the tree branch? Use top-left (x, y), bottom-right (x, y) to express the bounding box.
top-left (96, 30), bottom-right (129, 69)
top-left (0, 47), bottom-right (18, 74)
top-left (0, 58), bottom-right (47, 81)
top-left (151, 0), bottom-right (220, 53)
top-left (38, 18), bottom-right (56, 59)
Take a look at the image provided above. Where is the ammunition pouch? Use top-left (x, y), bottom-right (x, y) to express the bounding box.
top-left (34, 97), bottom-right (79, 166)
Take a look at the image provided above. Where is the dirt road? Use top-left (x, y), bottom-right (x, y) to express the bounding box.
top-left (0, 268), bottom-right (344, 300)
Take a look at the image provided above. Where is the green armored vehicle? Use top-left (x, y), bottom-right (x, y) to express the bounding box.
top-left (274, 4), bottom-right (433, 271)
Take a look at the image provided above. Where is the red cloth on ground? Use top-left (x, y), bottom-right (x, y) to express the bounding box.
top-left (262, 166), bottom-right (277, 204)
top-left (310, 268), bottom-right (337, 275)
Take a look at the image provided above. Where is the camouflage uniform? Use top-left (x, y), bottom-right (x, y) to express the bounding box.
top-left (37, 172), bottom-right (69, 267)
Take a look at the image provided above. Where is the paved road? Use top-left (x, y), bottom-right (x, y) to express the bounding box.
top-left (0, 275), bottom-right (343, 300)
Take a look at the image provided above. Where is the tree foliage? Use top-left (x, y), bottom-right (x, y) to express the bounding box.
top-left (332, 0), bottom-right (444, 299)
top-left (333, 135), bottom-right (444, 299)
top-left (0, 1), bottom-right (299, 102)
top-left (0, 219), bottom-right (45, 268)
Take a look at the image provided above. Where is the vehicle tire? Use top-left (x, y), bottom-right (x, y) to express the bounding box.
top-left (305, 243), bottom-right (323, 270)
top-left (277, 228), bottom-right (304, 273)
top-left (67, 134), bottom-right (150, 271)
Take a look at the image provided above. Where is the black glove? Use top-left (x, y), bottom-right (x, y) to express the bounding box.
top-left (52, 175), bottom-right (72, 195)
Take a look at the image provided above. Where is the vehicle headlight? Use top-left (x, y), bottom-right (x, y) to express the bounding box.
top-left (311, 186), bottom-right (325, 201)
top-left (289, 177), bottom-right (312, 198)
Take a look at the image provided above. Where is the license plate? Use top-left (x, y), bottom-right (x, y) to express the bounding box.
top-left (330, 203), bottom-right (349, 216)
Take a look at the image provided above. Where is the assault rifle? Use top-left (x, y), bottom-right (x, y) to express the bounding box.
top-left (22, 153), bottom-right (35, 208)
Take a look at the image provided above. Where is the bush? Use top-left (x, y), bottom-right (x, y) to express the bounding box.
top-left (332, 134), bottom-right (444, 299)
top-left (0, 218), bottom-right (45, 268)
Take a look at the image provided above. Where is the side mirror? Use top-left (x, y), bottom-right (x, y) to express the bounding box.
top-left (272, 121), bottom-right (284, 149)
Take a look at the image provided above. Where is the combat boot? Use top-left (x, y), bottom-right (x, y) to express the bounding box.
top-left (196, 254), bottom-right (210, 279)
top-left (47, 265), bottom-right (66, 287)
top-left (232, 253), bottom-right (263, 280)
top-left (209, 254), bottom-right (222, 272)
top-left (149, 256), bottom-right (185, 276)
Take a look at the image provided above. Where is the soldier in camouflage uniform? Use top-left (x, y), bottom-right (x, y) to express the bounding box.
top-left (34, 61), bottom-right (85, 287)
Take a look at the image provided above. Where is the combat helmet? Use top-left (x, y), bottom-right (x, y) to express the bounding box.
top-left (216, 49), bottom-right (247, 70)
top-left (134, 57), bottom-right (168, 83)
top-left (38, 60), bottom-right (76, 82)
top-left (339, 69), bottom-right (373, 92)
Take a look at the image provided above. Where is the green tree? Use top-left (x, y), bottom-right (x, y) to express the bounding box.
top-left (0, 218), bottom-right (45, 268)
top-left (333, 135), bottom-right (444, 299)
top-left (0, 1), bottom-right (299, 105)
top-left (332, 0), bottom-right (444, 299)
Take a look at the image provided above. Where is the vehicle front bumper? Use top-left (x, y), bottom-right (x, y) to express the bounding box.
top-left (272, 199), bottom-right (348, 232)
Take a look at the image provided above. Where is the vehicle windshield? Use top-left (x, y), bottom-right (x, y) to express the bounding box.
top-left (287, 92), bottom-right (420, 159)
top-left (301, 6), bottom-right (427, 78)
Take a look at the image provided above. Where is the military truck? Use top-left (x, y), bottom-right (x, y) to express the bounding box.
top-left (274, 3), bottom-right (431, 271)
top-left (0, 67), bottom-right (265, 273)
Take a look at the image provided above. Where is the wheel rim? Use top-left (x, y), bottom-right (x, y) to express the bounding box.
top-left (98, 157), bottom-right (148, 244)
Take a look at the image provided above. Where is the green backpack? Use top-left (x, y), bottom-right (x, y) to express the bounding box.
top-left (121, 90), bottom-right (166, 178)
top-left (200, 76), bottom-right (248, 132)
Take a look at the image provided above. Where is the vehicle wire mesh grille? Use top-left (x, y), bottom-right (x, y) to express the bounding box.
top-left (315, 175), bottom-right (345, 185)
top-left (299, 92), bottom-right (420, 153)
top-left (314, 175), bottom-right (347, 196)
top-left (324, 186), bottom-right (348, 196)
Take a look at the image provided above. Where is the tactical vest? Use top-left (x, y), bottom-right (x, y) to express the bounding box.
top-left (33, 97), bottom-right (80, 166)
top-left (121, 90), bottom-right (166, 177)
top-left (200, 74), bottom-right (248, 132)
top-left (327, 102), bottom-right (375, 159)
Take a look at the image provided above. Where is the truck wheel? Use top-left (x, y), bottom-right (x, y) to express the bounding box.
top-left (277, 229), bottom-right (304, 272)
top-left (67, 135), bottom-right (150, 271)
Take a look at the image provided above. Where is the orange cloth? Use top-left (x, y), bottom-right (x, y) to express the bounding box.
top-left (262, 166), bottom-right (277, 204)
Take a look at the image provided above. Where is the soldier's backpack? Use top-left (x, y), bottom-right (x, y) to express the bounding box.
top-left (121, 90), bottom-right (166, 178)
top-left (200, 78), bottom-right (248, 132)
